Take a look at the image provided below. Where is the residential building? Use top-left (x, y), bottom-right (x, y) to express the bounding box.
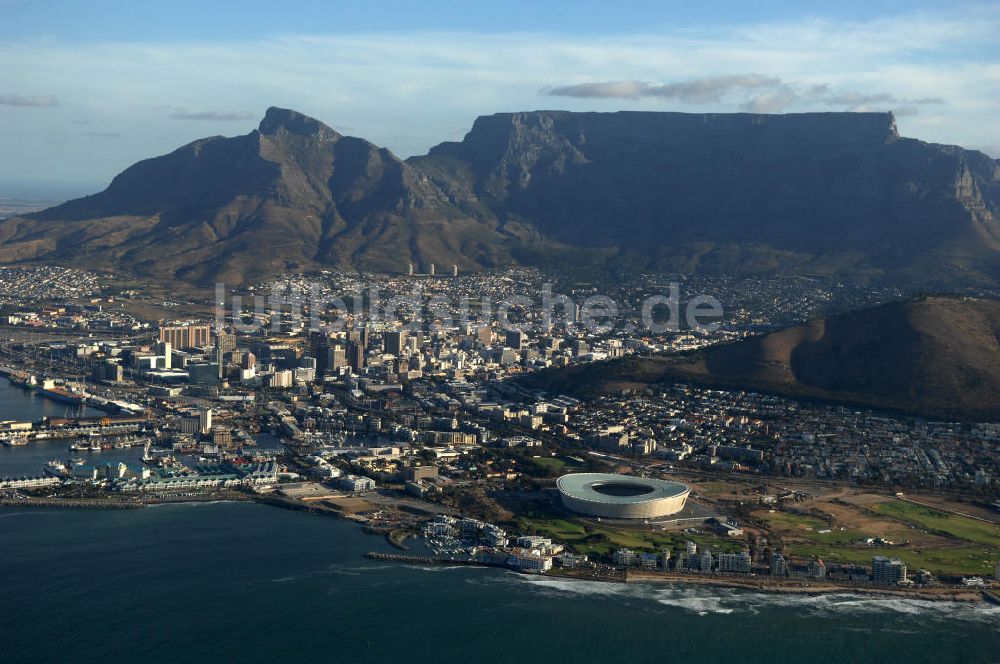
top-left (872, 556), bottom-right (907, 585)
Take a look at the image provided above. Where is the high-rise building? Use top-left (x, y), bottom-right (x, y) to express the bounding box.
top-left (153, 341), bottom-right (172, 369)
top-left (770, 553), bottom-right (787, 577)
top-left (718, 551), bottom-right (751, 574)
top-left (384, 330), bottom-right (406, 356)
top-left (808, 558), bottom-right (826, 579)
top-left (328, 346), bottom-right (347, 370)
top-left (348, 341), bottom-right (365, 370)
top-left (506, 329), bottom-right (525, 350)
top-left (91, 360), bottom-right (124, 383)
top-left (159, 324), bottom-right (210, 349)
top-left (872, 556), bottom-right (907, 584)
top-left (348, 326), bottom-right (369, 352)
top-left (198, 408), bottom-right (213, 435)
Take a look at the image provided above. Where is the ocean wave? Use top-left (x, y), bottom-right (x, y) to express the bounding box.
top-left (488, 574), bottom-right (1000, 622)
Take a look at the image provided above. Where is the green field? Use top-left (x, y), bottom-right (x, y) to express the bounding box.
top-left (789, 542), bottom-right (997, 577)
top-left (779, 499), bottom-right (1000, 576)
top-left (871, 500), bottom-right (1000, 548)
top-left (755, 510), bottom-right (865, 545)
top-left (516, 514), bottom-right (743, 560)
top-left (528, 456), bottom-right (584, 475)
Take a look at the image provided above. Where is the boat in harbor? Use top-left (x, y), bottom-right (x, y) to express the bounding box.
top-left (43, 460), bottom-right (70, 478)
top-left (69, 440), bottom-right (102, 452)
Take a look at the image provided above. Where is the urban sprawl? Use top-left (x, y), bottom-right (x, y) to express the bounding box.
top-left (1, 267), bottom-right (998, 597)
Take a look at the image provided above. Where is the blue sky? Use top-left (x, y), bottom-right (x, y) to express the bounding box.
top-left (1, 0), bottom-right (998, 197)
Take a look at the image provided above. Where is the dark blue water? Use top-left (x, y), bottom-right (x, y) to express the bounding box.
top-left (0, 436), bottom-right (148, 477)
top-left (0, 377), bottom-right (132, 477)
top-left (0, 376), bottom-right (102, 421)
top-left (1, 502), bottom-right (997, 663)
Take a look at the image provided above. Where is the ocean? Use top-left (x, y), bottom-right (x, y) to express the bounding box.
top-left (1, 502), bottom-right (997, 663)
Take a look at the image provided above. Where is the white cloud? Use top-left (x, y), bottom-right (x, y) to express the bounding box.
top-left (0, 6), bottom-right (997, 188)
top-left (166, 108), bottom-right (253, 121)
top-left (0, 93), bottom-right (58, 107)
top-left (546, 75), bottom-right (782, 102)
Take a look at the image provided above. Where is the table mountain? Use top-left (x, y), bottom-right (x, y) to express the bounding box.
top-left (1, 108), bottom-right (998, 286)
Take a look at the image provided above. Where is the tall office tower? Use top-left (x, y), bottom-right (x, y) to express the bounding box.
top-left (154, 341), bottom-right (173, 369)
top-left (198, 408), bottom-right (213, 435)
top-left (384, 330), bottom-right (406, 356)
top-left (506, 329), bottom-right (525, 351)
top-left (348, 341), bottom-right (365, 370)
top-left (310, 331), bottom-right (331, 371)
top-left (429, 263), bottom-right (435, 276)
top-left (452, 264), bottom-right (458, 277)
top-left (349, 326), bottom-right (369, 351)
top-left (328, 346), bottom-right (347, 370)
top-left (408, 262), bottom-right (414, 276)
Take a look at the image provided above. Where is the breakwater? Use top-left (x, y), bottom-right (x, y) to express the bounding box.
top-left (0, 496), bottom-right (144, 509)
top-left (365, 551), bottom-right (492, 567)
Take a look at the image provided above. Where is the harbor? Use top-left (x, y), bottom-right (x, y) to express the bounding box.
top-left (0, 367), bottom-right (145, 417)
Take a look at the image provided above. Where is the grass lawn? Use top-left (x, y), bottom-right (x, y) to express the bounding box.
top-left (753, 509), bottom-right (865, 545)
top-left (529, 456), bottom-right (584, 474)
top-left (779, 500), bottom-right (1000, 576)
top-left (517, 513), bottom-right (743, 560)
top-left (790, 542), bottom-right (997, 577)
top-left (871, 500), bottom-right (1000, 549)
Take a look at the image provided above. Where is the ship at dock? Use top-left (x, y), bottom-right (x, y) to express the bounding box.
top-left (9, 373), bottom-right (90, 409)
top-left (5, 372), bottom-right (145, 416)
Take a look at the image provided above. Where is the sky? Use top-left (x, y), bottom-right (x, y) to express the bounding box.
top-left (1, 0), bottom-right (998, 198)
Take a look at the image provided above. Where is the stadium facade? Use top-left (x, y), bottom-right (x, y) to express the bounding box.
top-left (556, 473), bottom-right (690, 519)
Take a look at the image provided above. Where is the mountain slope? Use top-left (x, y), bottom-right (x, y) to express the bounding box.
top-left (522, 296), bottom-right (1000, 420)
top-left (0, 107), bottom-right (513, 284)
top-left (1, 108), bottom-right (999, 286)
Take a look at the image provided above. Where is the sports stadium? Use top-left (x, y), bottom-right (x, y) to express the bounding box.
top-left (556, 473), bottom-right (691, 519)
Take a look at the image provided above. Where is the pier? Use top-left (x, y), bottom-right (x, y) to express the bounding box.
top-left (365, 551), bottom-right (493, 567)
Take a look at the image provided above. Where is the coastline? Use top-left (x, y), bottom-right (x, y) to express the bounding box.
top-left (2, 491), bottom-right (993, 604)
top-left (623, 569), bottom-right (986, 603)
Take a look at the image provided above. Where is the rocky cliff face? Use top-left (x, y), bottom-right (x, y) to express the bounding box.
top-left (1, 108), bottom-right (998, 286)
top-left (416, 111), bottom-right (999, 261)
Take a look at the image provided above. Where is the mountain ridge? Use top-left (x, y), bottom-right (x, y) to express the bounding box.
top-left (1, 107), bottom-right (998, 286)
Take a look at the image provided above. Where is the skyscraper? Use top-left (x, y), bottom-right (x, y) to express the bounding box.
top-left (348, 341), bottom-right (365, 371)
top-left (384, 330), bottom-right (406, 356)
top-left (506, 329), bottom-right (525, 350)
